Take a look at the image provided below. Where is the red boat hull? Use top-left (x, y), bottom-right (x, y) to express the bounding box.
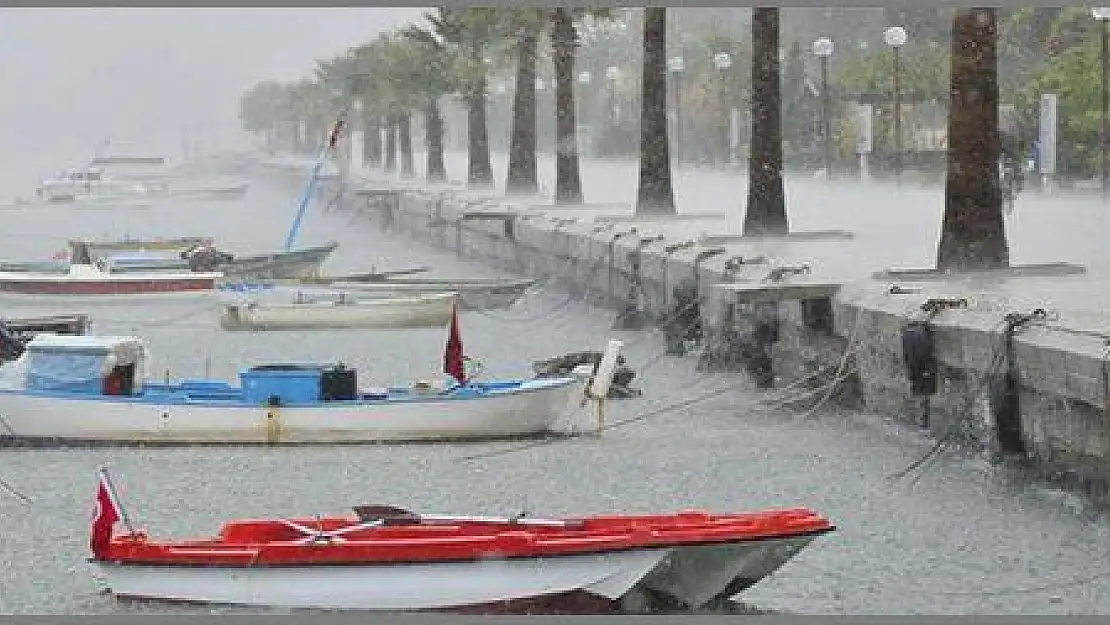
top-left (0, 278), bottom-right (215, 295)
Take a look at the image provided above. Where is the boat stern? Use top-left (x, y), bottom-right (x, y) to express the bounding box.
top-left (620, 528), bottom-right (833, 611)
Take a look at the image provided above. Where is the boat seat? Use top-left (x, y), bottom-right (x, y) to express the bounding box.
top-left (352, 504), bottom-right (421, 526)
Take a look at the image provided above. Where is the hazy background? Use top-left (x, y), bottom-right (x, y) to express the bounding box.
top-left (0, 8), bottom-right (427, 196)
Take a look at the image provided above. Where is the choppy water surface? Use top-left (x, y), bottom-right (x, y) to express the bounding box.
top-left (0, 163), bottom-right (1109, 615)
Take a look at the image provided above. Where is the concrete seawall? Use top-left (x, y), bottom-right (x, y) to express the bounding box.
top-left (260, 159), bottom-right (1110, 507)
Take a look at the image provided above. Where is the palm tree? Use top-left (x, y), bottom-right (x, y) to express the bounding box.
top-left (384, 113), bottom-right (398, 173)
top-left (400, 25), bottom-right (457, 183)
top-left (425, 8), bottom-right (499, 188)
top-left (742, 7), bottom-right (788, 236)
top-left (936, 8), bottom-right (1010, 271)
top-left (550, 8), bottom-right (585, 205)
top-left (504, 11), bottom-right (544, 195)
top-left (635, 7), bottom-right (676, 214)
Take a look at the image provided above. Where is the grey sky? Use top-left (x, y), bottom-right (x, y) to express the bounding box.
top-left (0, 8), bottom-right (427, 158)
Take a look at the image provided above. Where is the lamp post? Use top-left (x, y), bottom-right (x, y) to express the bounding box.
top-left (667, 55), bottom-right (685, 165)
top-left (578, 71), bottom-right (592, 154)
top-left (1094, 8), bottom-right (1110, 198)
top-left (812, 37), bottom-right (834, 179)
top-left (605, 65), bottom-right (619, 157)
top-left (883, 26), bottom-right (907, 183)
top-left (713, 52), bottom-right (732, 166)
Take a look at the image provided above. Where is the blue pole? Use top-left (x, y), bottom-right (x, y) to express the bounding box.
top-left (283, 113), bottom-right (347, 252)
top-left (283, 145), bottom-right (330, 252)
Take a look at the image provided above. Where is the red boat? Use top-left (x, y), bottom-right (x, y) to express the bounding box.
top-left (89, 470), bottom-right (835, 613)
top-left (0, 263), bottom-right (220, 295)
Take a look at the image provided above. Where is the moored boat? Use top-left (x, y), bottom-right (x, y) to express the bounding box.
top-left (0, 263), bottom-right (221, 296)
top-left (219, 291), bottom-right (458, 331)
top-left (87, 470), bottom-right (836, 612)
top-left (0, 311), bottom-right (615, 444)
top-left (226, 276), bottom-right (536, 311)
top-left (0, 239), bottom-right (338, 281)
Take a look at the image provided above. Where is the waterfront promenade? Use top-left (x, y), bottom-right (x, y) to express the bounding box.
top-left (260, 148), bottom-right (1110, 507)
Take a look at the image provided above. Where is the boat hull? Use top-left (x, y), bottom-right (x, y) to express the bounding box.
top-left (95, 547), bottom-right (668, 611)
top-left (220, 293), bottom-right (456, 331)
top-left (112, 242), bottom-right (338, 280)
top-left (0, 243), bottom-right (338, 281)
top-left (92, 535), bottom-right (821, 612)
top-left (0, 276), bottom-right (216, 295)
top-left (0, 378), bottom-right (584, 444)
top-left (216, 242), bottom-right (338, 279)
top-left (308, 279), bottom-right (533, 311)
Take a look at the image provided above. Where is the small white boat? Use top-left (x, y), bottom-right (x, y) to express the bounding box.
top-left (0, 325), bottom-right (618, 444)
top-left (219, 292), bottom-right (458, 331)
top-left (225, 277), bottom-right (536, 311)
top-left (34, 167), bottom-right (163, 204)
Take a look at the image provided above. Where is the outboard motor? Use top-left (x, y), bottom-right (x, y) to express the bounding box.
top-left (185, 245), bottom-right (234, 272)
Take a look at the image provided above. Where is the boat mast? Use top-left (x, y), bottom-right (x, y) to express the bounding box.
top-left (283, 111), bottom-right (348, 252)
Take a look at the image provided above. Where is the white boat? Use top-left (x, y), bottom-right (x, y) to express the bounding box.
top-left (219, 292), bottom-right (458, 331)
top-left (0, 331), bottom-right (617, 445)
top-left (34, 159), bottom-right (249, 205)
top-left (34, 167), bottom-right (160, 204)
top-left (225, 277), bottom-right (536, 311)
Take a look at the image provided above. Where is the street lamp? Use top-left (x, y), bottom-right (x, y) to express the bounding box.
top-left (713, 52), bottom-right (733, 166)
top-left (605, 66), bottom-right (620, 157)
top-left (1094, 8), bottom-right (1110, 198)
top-left (667, 55), bottom-right (686, 165)
top-left (812, 37), bottom-right (834, 179)
top-left (884, 25), bottom-right (907, 183)
top-left (577, 71), bottom-right (592, 141)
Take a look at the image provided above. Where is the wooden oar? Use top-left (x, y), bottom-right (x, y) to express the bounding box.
top-left (341, 266), bottom-right (432, 282)
top-left (351, 504), bottom-right (576, 528)
top-left (260, 267), bottom-right (432, 287)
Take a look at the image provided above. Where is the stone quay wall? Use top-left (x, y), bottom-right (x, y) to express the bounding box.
top-left (265, 161), bottom-right (1110, 507)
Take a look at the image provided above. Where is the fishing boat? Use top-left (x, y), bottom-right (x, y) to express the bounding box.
top-left (0, 238), bottom-right (214, 273)
top-left (227, 277), bottom-right (536, 311)
top-left (0, 239), bottom-right (338, 281)
top-left (0, 262), bottom-right (221, 296)
top-left (87, 470), bottom-right (836, 613)
top-left (219, 291), bottom-right (458, 331)
top-left (0, 310), bottom-right (618, 444)
top-left (78, 153), bottom-right (250, 201)
top-left (33, 167), bottom-right (160, 204)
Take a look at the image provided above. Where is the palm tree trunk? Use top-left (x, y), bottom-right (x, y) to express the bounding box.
top-left (552, 8), bottom-right (584, 205)
top-left (743, 7), bottom-right (788, 236)
top-left (936, 8), bottom-right (1009, 272)
top-left (467, 43), bottom-right (494, 188)
top-left (506, 27), bottom-right (539, 195)
top-left (635, 7), bottom-right (676, 214)
top-left (399, 111), bottom-right (415, 178)
top-left (425, 100), bottom-right (447, 183)
top-left (364, 115), bottom-right (382, 169)
top-left (384, 114), bottom-right (398, 173)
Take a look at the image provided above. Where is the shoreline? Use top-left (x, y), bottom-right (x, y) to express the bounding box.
top-left (254, 155), bottom-right (1110, 511)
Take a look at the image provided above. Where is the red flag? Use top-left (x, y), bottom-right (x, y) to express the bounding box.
top-left (90, 472), bottom-right (121, 560)
top-left (444, 303), bottom-right (466, 385)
